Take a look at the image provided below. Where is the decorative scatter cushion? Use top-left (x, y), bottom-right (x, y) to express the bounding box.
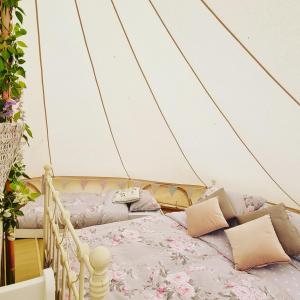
top-left (198, 187), bottom-right (236, 220)
top-left (129, 190), bottom-right (161, 212)
top-left (112, 187), bottom-right (140, 204)
top-left (186, 197), bottom-right (229, 237)
top-left (225, 215), bottom-right (291, 271)
top-left (237, 203), bottom-right (300, 257)
top-left (225, 190), bottom-right (266, 215)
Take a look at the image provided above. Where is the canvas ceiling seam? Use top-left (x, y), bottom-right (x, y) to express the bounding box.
top-left (73, 0), bottom-right (130, 179)
top-left (148, 0), bottom-right (300, 208)
top-left (110, 0), bottom-right (207, 187)
top-left (34, 0), bottom-right (53, 174)
top-left (200, 0), bottom-right (300, 108)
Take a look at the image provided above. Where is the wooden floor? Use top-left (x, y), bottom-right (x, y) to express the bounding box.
top-left (15, 239), bottom-right (43, 283)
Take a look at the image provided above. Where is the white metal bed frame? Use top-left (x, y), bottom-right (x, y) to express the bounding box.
top-left (43, 165), bottom-right (111, 300)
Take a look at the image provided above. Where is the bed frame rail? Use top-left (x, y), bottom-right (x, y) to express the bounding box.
top-left (43, 165), bottom-right (111, 300)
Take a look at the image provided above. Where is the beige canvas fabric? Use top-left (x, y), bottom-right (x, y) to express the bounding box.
top-left (225, 215), bottom-right (291, 271)
top-left (186, 197), bottom-right (228, 237)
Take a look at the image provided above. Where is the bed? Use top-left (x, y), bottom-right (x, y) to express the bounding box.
top-left (42, 166), bottom-right (300, 300)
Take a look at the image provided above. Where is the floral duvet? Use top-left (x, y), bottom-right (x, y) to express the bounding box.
top-left (18, 192), bottom-right (128, 229)
top-left (76, 215), bottom-right (300, 299)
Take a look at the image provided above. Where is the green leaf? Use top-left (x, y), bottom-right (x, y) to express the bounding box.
top-left (15, 11), bottom-right (23, 24)
top-left (16, 47), bottom-right (24, 56)
top-left (2, 49), bottom-right (10, 60)
top-left (17, 41), bottom-right (27, 48)
top-left (18, 28), bottom-right (27, 36)
top-left (10, 182), bottom-right (17, 191)
top-left (18, 80), bottom-right (26, 88)
top-left (13, 111), bottom-right (21, 122)
top-left (11, 87), bottom-right (20, 97)
top-left (31, 192), bottom-right (41, 199)
top-left (24, 124), bottom-right (33, 138)
top-left (17, 67), bottom-right (25, 77)
top-left (22, 134), bottom-right (29, 145)
top-left (8, 46), bottom-right (16, 54)
top-left (0, 58), bottom-right (4, 72)
top-left (16, 6), bottom-right (25, 15)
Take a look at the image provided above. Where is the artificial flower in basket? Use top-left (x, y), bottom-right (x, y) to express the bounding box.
top-left (0, 0), bottom-right (39, 285)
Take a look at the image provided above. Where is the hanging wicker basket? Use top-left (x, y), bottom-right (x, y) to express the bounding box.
top-left (0, 123), bottom-right (24, 193)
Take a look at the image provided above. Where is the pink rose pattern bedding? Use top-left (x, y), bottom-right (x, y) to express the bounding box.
top-left (74, 215), bottom-right (300, 299)
top-left (18, 192), bottom-right (128, 229)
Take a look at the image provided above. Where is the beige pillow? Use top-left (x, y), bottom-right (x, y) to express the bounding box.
top-left (186, 197), bottom-right (228, 237)
top-left (237, 203), bottom-right (300, 257)
top-left (225, 215), bottom-right (290, 271)
top-left (198, 187), bottom-right (236, 220)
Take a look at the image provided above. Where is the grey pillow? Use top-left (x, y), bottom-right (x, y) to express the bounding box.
top-left (166, 211), bottom-right (187, 228)
top-left (129, 190), bottom-right (160, 212)
top-left (200, 185), bottom-right (266, 215)
top-left (225, 190), bottom-right (266, 215)
top-left (288, 210), bottom-right (300, 261)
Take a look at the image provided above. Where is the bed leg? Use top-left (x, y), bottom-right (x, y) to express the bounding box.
top-left (89, 246), bottom-right (111, 300)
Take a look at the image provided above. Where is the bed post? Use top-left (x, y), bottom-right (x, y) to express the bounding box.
top-left (43, 165), bottom-right (52, 266)
top-left (89, 246), bottom-right (111, 300)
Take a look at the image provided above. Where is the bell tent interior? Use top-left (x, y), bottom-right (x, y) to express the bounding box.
top-left (0, 0), bottom-right (300, 299)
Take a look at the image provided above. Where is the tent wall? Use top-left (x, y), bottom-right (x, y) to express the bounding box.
top-left (205, 0), bottom-right (300, 100)
top-left (21, 0), bottom-right (300, 209)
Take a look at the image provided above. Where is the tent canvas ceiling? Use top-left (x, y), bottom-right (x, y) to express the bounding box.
top-left (21, 0), bottom-right (300, 209)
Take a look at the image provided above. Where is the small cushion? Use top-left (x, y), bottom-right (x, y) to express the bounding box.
top-left (198, 187), bottom-right (236, 220)
top-left (166, 211), bottom-right (187, 228)
top-left (237, 203), bottom-right (300, 256)
top-left (112, 187), bottom-right (140, 204)
top-left (186, 197), bottom-right (228, 237)
top-left (225, 190), bottom-right (266, 215)
top-left (129, 190), bottom-right (160, 212)
top-left (225, 215), bottom-right (290, 271)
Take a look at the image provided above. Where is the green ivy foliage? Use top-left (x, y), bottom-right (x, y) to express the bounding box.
top-left (0, 0), bottom-right (27, 121)
top-left (0, 162), bottom-right (40, 232)
top-left (0, 1), bottom-right (39, 231)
